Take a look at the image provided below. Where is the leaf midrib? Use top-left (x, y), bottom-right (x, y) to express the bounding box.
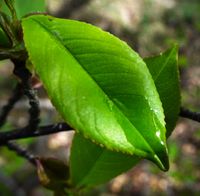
top-left (29, 17), bottom-right (163, 166)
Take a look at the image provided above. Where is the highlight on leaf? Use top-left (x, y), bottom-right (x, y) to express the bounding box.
top-left (70, 45), bottom-right (180, 187)
top-left (22, 14), bottom-right (169, 172)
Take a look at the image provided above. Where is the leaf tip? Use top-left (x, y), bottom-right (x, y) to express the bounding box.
top-left (152, 148), bottom-right (169, 171)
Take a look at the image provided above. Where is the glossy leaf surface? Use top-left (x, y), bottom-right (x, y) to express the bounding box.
top-left (144, 46), bottom-right (180, 136)
top-left (70, 46), bottom-right (180, 187)
top-left (22, 15), bottom-right (168, 170)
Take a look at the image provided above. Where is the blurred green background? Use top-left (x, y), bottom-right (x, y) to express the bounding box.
top-left (0, 0), bottom-right (200, 195)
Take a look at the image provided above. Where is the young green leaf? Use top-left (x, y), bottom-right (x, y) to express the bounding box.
top-left (70, 134), bottom-right (140, 187)
top-left (22, 15), bottom-right (168, 170)
top-left (144, 46), bottom-right (180, 136)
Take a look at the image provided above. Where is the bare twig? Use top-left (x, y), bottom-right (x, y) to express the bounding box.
top-left (180, 107), bottom-right (200, 123)
top-left (0, 83), bottom-right (23, 127)
top-left (13, 59), bottom-right (40, 132)
top-left (23, 84), bottom-right (40, 132)
top-left (6, 141), bottom-right (36, 166)
top-left (0, 122), bottom-right (72, 143)
top-left (0, 59), bottom-right (40, 165)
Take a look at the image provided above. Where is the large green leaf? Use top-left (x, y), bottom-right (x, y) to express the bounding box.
top-left (0, 0), bottom-right (46, 18)
top-left (70, 46), bottom-right (180, 187)
top-left (22, 15), bottom-right (168, 170)
top-left (144, 46), bottom-right (180, 136)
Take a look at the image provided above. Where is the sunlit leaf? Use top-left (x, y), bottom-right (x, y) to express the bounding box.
top-left (69, 46), bottom-right (180, 187)
top-left (22, 15), bottom-right (168, 171)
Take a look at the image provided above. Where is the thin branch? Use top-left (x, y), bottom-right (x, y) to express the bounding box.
top-left (6, 141), bottom-right (36, 166)
top-left (0, 79), bottom-right (37, 166)
top-left (23, 84), bottom-right (40, 132)
top-left (0, 81), bottom-right (37, 165)
top-left (0, 59), bottom-right (40, 165)
top-left (0, 83), bottom-right (23, 127)
top-left (180, 107), bottom-right (200, 123)
top-left (13, 59), bottom-right (40, 132)
top-left (9, 60), bottom-right (40, 165)
top-left (0, 122), bottom-right (72, 144)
